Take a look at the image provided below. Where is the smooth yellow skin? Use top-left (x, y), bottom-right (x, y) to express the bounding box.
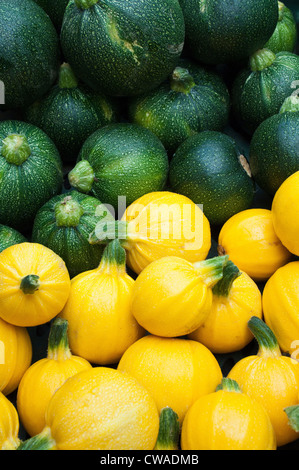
top-left (0, 391), bottom-right (20, 450)
top-left (17, 348), bottom-right (92, 437)
top-left (0, 318), bottom-right (32, 395)
top-left (0, 243), bottom-right (71, 327)
top-left (263, 261), bottom-right (299, 355)
top-left (218, 208), bottom-right (291, 281)
top-left (131, 255), bottom-right (215, 337)
top-left (42, 367), bottom-right (160, 450)
top-left (60, 262), bottom-right (144, 365)
top-left (121, 191), bottom-right (211, 274)
top-left (181, 388), bottom-right (276, 450)
top-left (189, 271), bottom-right (263, 354)
top-left (117, 335), bottom-right (222, 424)
top-left (228, 354), bottom-right (299, 447)
top-left (272, 171), bottom-right (299, 256)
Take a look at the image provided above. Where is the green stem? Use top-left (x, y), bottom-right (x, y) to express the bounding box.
top-left (68, 160), bottom-right (95, 193)
top-left (247, 316), bottom-right (281, 358)
top-left (74, 0), bottom-right (98, 9)
top-left (279, 95), bottom-right (299, 114)
top-left (54, 195), bottom-right (84, 227)
top-left (20, 274), bottom-right (40, 295)
top-left (193, 255), bottom-right (229, 288)
top-left (250, 49), bottom-right (276, 72)
top-left (212, 260), bottom-right (241, 297)
top-left (17, 427), bottom-right (56, 450)
top-left (285, 405), bottom-right (299, 432)
top-left (89, 220), bottom-right (128, 245)
top-left (1, 134), bottom-right (31, 166)
top-left (170, 67), bottom-right (196, 94)
top-left (98, 238), bottom-right (127, 272)
top-left (58, 63), bottom-right (78, 89)
top-left (47, 318), bottom-right (71, 361)
top-left (216, 377), bottom-right (241, 393)
top-left (154, 407), bottom-right (180, 451)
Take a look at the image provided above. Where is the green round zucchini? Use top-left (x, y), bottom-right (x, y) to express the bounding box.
top-left (169, 131), bottom-right (255, 226)
top-left (0, 0), bottom-right (60, 110)
top-left (68, 123), bottom-right (169, 211)
top-left (32, 0), bottom-right (69, 30)
top-left (0, 120), bottom-right (63, 230)
top-left (264, 2), bottom-right (297, 53)
top-left (128, 58), bottom-right (230, 156)
top-left (32, 190), bottom-right (114, 278)
top-left (60, 0), bottom-right (185, 96)
top-left (24, 63), bottom-right (119, 163)
top-left (0, 224), bottom-right (27, 253)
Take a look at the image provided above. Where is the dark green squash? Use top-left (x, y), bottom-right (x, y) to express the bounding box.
top-left (249, 96), bottom-right (299, 196)
top-left (32, 190), bottom-right (114, 278)
top-left (232, 49), bottom-right (299, 134)
top-left (264, 1), bottom-right (297, 53)
top-left (24, 63), bottom-right (119, 163)
top-left (32, 0), bottom-right (69, 30)
top-left (169, 131), bottom-right (255, 226)
top-left (60, 0), bottom-right (185, 96)
top-left (0, 120), bottom-right (63, 230)
top-left (179, 0), bottom-right (278, 65)
top-left (68, 123), bottom-right (169, 211)
top-left (0, 224), bottom-right (27, 253)
top-left (0, 0), bottom-right (60, 110)
top-left (128, 59), bottom-right (230, 155)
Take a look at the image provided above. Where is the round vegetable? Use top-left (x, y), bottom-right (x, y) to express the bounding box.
top-left (232, 49), bottom-right (299, 134)
top-left (0, 0), bottom-right (60, 110)
top-left (181, 377), bottom-right (276, 450)
top-left (17, 318), bottom-right (92, 437)
top-left (0, 242), bottom-right (71, 327)
top-left (179, 0), bottom-right (278, 65)
top-left (0, 120), bottom-right (63, 230)
top-left (249, 96), bottom-right (299, 195)
top-left (0, 224), bottom-right (26, 253)
top-left (60, 0), bottom-right (185, 97)
top-left (169, 131), bottom-right (254, 226)
top-left (32, 0), bottom-right (69, 30)
top-left (18, 367), bottom-right (160, 450)
top-left (218, 208), bottom-right (292, 281)
top-left (128, 59), bottom-right (230, 155)
top-left (228, 316), bottom-right (299, 447)
top-left (89, 191), bottom-right (212, 275)
top-left (263, 1), bottom-right (297, 54)
top-left (118, 335), bottom-right (222, 425)
top-left (68, 123), bottom-right (169, 210)
top-left (24, 63), bottom-right (119, 163)
top-left (32, 190), bottom-right (114, 278)
top-left (0, 392), bottom-right (21, 450)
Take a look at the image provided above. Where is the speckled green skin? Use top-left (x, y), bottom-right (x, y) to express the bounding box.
top-left (71, 123), bottom-right (169, 210)
top-left (32, 0), bottom-right (69, 30)
top-left (264, 4), bottom-right (297, 53)
top-left (232, 52), bottom-right (299, 134)
top-left (0, 0), bottom-right (60, 110)
top-left (179, 0), bottom-right (278, 64)
top-left (169, 131), bottom-right (255, 226)
top-left (24, 83), bottom-right (119, 164)
top-left (128, 59), bottom-right (230, 156)
top-left (0, 121), bottom-right (63, 230)
top-left (249, 111), bottom-right (299, 195)
top-left (0, 224), bottom-right (27, 252)
top-left (32, 190), bottom-right (114, 278)
top-left (60, 0), bottom-right (185, 96)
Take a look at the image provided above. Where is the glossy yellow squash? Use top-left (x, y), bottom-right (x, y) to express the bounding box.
top-left (18, 367), bottom-right (160, 450)
top-left (89, 191), bottom-right (211, 274)
top-left (272, 171), bottom-right (299, 256)
top-left (0, 242), bottom-right (71, 327)
top-left (117, 335), bottom-right (222, 424)
top-left (218, 208), bottom-right (292, 281)
top-left (262, 260), bottom-right (299, 356)
top-left (181, 377), bottom-right (276, 450)
top-left (60, 239), bottom-right (144, 365)
top-left (0, 317), bottom-right (32, 396)
top-left (17, 318), bottom-right (92, 437)
top-left (228, 316), bottom-right (299, 447)
top-left (189, 260), bottom-right (263, 353)
top-left (130, 254), bottom-right (228, 337)
top-left (0, 391), bottom-right (20, 450)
